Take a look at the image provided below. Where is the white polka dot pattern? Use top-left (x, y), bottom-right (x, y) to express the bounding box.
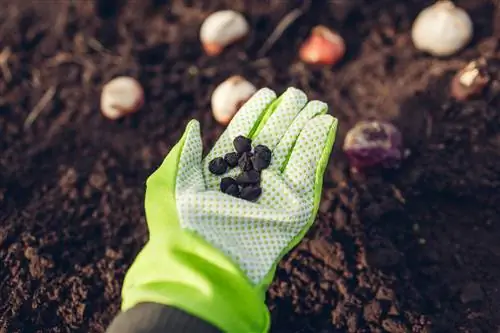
top-left (271, 100), bottom-right (327, 172)
top-left (175, 88), bottom-right (337, 285)
top-left (283, 115), bottom-right (337, 206)
top-left (175, 121), bottom-right (205, 192)
top-left (252, 87), bottom-right (307, 150)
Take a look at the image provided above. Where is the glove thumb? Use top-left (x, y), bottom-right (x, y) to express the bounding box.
top-left (145, 120), bottom-right (203, 239)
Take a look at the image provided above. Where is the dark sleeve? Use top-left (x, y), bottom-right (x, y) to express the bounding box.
top-left (106, 302), bottom-right (222, 333)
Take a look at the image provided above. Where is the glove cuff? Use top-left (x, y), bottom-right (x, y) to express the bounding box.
top-left (121, 230), bottom-right (270, 333)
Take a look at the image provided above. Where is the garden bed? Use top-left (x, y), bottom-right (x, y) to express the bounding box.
top-left (1, 0), bottom-right (499, 332)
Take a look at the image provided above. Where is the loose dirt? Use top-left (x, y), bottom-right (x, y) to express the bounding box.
top-left (1, 1), bottom-right (499, 332)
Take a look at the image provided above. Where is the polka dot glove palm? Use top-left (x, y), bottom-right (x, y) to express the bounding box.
top-left (177, 87), bottom-right (337, 287)
top-left (121, 87), bottom-right (338, 333)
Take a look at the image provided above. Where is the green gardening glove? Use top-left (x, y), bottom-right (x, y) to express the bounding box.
top-left (121, 87), bottom-right (338, 333)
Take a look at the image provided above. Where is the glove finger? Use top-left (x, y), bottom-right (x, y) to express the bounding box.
top-left (251, 87), bottom-right (307, 151)
top-left (270, 100), bottom-right (328, 173)
top-left (203, 88), bottom-right (276, 189)
top-left (283, 115), bottom-right (338, 204)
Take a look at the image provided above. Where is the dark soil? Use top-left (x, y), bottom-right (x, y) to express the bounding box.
top-left (1, 0), bottom-right (500, 332)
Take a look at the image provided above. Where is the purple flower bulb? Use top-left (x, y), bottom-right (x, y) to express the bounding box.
top-left (343, 120), bottom-right (403, 171)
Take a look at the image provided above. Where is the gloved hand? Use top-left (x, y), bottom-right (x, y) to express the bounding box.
top-left (117, 87), bottom-right (338, 333)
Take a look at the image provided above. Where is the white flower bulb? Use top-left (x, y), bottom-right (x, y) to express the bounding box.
top-left (200, 10), bottom-right (249, 56)
top-left (100, 76), bottom-right (144, 120)
top-left (211, 76), bottom-right (256, 125)
top-left (411, 1), bottom-right (473, 57)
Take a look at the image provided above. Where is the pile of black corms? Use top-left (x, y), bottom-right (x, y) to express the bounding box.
top-left (208, 135), bottom-right (271, 201)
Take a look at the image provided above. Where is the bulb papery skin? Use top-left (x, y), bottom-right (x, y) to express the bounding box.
top-left (411, 1), bottom-right (473, 57)
top-left (211, 76), bottom-right (256, 125)
top-left (450, 59), bottom-right (490, 101)
top-left (100, 76), bottom-right (144, 120)
top-left (200, 10), bottom-right (249, 56)
top-left (343, 120), bottom-right (403, 171)
top-left (299, 25), bottom-right (346, 66)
